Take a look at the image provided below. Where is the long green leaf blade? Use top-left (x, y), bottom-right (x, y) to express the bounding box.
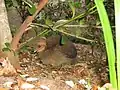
top-left (94, 0), bottom-right (117, 89)
top-left (114, 0), bottom-right (120, 89)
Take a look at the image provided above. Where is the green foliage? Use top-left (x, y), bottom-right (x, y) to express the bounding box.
top-left (2, 42), bottom-right (11, 52)
top-left (23, 0), bottom-right (36, 15)
top-left (28, 5), bottom-right (36, 15)
top-left (5, 0), bottom-right (37, 20)
top-left (2, 48), bottom-right (11, 52)
top-left (19, 45), bottom-right (31, 53)
top-left (69, 0), bottom-right (81, 8)
top-left (68, 2), bottom-right (76, 18)
top-left (5, 0), bottom-right (98, 49)
top-left (95, 0), bottom-right (117, 89)
top-left (114, 0), bottom-right (120, 89)
top-left (5, 42), bottom-right (11, 48)
top-left (2, 42), bottom-right (17, 56)
top-left (73, 2), bottom-right (81, 8)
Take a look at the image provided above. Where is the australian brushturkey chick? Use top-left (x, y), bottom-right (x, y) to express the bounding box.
top-left (36, 35), bottom-right (77, 66)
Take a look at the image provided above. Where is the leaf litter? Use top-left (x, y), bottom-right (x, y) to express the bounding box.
top-left (0, 44), bottom-right (110, 90)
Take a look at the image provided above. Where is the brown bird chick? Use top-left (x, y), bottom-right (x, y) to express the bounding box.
top-left (36, 35), bottom-right (77, 66)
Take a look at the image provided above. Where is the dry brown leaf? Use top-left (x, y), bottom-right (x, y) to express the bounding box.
top-left (0, 57), bottom-right (17, 76)
top-left (0, 88), bottom-right (8, 90)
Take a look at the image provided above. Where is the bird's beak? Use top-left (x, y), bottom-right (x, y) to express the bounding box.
top-left (36, 45), bottom-right (46, 52)
top-left (36, 37), bottom-right (47, 52)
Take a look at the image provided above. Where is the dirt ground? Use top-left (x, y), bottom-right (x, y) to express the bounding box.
top-left (0, 43), bottom-right (109, 90)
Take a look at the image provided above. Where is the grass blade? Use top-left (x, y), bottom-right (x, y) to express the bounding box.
top-left (114, 0), bottom-right (120, 89)
top-left (94, 0), bottom-right (117, 89)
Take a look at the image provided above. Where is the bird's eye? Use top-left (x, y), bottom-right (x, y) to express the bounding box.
top-left (0, 62), bottom-right (2, 66)
top-left (38, 45), bottom-right (41, 48)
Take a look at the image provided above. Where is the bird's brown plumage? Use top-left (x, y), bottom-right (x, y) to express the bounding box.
top-left (37, 35), bottom-right (77, 66)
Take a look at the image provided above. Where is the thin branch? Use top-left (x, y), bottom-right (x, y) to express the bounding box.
top-left (63, 25), bottom-right (115, 29)
top-left (55, 29), bottom-right (95, 42)
top-left (18, 29), bottom-right (50, 49)
top-left (54, 6), bottom-right (96, 29)
top-left (11, 0), bottom-right (48, 51)
top-left (31, 23), bottom-right (115, 29)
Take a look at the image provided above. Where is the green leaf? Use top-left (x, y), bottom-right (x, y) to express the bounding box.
top-left (28, 5), bottom-right (36, 15)
top-left (79, 18), bottom-right (85, 25)
top-left (94, 0), bottom-right (117, 88)
top-left (21, 45), bottom-right (29, 52)
top-left (114, 0), bottom-right (120, 89)
top-left (5, 42), bottom-right (11, 48)
top-left (2, 48), bottom-right (11, 52)
top-left (22, 0), bottom-right (36, 15)
top-left (74, 2), bottom-right (81, 8)
top-left (45, 17), bottom-right (53, 25)
top-left (69, 2), bottom-right (76, 18)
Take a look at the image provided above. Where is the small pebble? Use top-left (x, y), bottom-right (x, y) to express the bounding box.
top-left (26, 77), bottom-right (39, 82)
top-left (3, 81), bottom-right (13, 88)
top-left (78, 79), bottom-right (87, 85)
top-left (40, 85), bottom-right (50, 90)
top-left (21, 83), bottom-right (35, 89)
top-left (65, 80), bottom-right (75, 88)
